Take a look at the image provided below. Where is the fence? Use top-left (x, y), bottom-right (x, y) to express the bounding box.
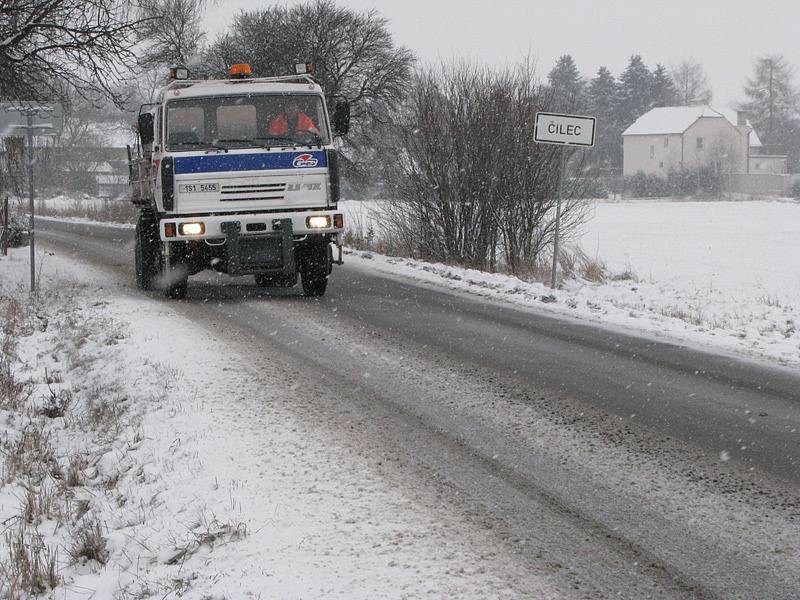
top-left (724, 173), bottom-right (792, 197)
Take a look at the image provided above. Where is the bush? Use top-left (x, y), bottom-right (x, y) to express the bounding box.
top-left (383, 61), bottom-right (591, 274)
top-left (624, 167), bottom-right (723, 198)
top-left (668, 166), bottom-right (721, 197)
top-left (572, 177), bottom-right (610, 199)
top-left (625, 172), bottom-right (670, 197)
top-left (1, 214), bottom-right (30, 248)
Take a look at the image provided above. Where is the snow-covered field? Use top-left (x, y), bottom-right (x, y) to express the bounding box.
top-left (341, 199), bottom-right (800, 366)
top-left (578, 199), bottom-right (800, 299)
top-left (0, 252), bottom-right (553, 598)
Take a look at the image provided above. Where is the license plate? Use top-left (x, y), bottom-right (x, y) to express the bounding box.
top-left (179, 182), bottom-right (219, 194)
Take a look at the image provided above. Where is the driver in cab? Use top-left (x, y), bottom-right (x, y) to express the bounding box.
top-left (267, 99), bottom-right (319, 138)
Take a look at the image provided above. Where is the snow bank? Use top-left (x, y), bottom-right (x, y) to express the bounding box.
top-left (342, 249), bottom-right (799, 366)
top-left (0, 250), bottom-right (554, 598)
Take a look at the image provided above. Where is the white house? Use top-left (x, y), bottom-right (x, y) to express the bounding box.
top-left (622, 106), bottom-right (762, 177)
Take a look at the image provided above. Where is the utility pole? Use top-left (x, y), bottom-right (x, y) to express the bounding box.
top-left (1, 197), bottom-right (8, 256)
top-left (0, 102), bottom-right (60, 292)
top-left (26, 112), bottom-right (35, 292)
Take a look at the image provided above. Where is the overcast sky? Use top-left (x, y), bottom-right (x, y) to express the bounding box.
top-left (204, 0), bottom-right (800, 109)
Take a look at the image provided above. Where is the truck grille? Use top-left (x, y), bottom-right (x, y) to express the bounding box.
top-left (220, 182), bottom-right (287, 202)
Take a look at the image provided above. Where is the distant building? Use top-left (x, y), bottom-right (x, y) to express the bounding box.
top-left (621, 105), bottom-right (784, 177)
top-left (54, 122), bottom-right (134, 197)
top-left (748, 154), bottom-right (788, 175)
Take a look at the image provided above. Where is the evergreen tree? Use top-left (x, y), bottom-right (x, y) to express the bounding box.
top-left (547, 54), bottom-right (586, 113)
top-left (741, 54), bottom-right (800, 161)
top-left (616, 55), bottom-right (653, 130)
top-left (651, 64), bottom-right (678, 107)
top-left (587, 66), bottom-right (622, 169)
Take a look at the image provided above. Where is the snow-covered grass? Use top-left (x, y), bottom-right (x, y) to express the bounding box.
top-left (340, 198), bottom-right (800, 366)
top-left (0, 250), bottom-right (555, 598)
top-left (33, 193), bottom-right (137, 224)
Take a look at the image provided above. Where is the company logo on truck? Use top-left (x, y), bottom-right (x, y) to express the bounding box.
top-left (292, 153), bottom-right (319, 168)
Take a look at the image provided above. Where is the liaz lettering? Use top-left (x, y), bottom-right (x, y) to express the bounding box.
top-left (288, 183), bottom-right (323, 192)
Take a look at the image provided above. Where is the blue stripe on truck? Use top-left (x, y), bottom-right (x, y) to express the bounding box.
top-left (174, 151), bottom-right (327, 175)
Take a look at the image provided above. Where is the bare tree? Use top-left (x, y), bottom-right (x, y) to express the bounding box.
top-left (138, 0), bottom-right (212, 69)
top-left (0, 0), bottom-right (146, 105)
top-left (382, 61), bottom-right (588, 274)
top-left (670, 58), bottom-right (713, 106)
top-left (204, 0), bottom-right (414, 186)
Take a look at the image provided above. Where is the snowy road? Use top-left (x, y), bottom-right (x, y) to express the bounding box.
top-left (36, 218), bottom-right (800, 599)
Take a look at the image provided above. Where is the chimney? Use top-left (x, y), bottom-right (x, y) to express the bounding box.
top-left (737, 110), bottom-right (747, 126)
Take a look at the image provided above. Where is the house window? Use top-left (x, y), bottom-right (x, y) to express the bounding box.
top-left (664, 136), bottom-right (669, 148)
top-left (650, 145), bottom-right (655, 159)
top-left (696, 137), bottom-right (704, 149)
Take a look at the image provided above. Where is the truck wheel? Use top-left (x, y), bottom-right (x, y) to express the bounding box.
top-left (163, 253), bottom-right (189, 300)
top-left (135, 212), bottom-right (161, 291)
top-left (165, 274), bottom-right (188, 299)
top-left (255, 273), bottom-right (298, 288)
top-left (300, 242), bottom-right (329, 297)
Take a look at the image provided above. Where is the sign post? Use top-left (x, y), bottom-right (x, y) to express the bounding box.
top-left (0, 102), bottom-right (62, 292)
top-left (534, 112), bottom-right (596, 289)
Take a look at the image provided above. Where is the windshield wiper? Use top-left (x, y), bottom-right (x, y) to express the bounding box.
top-left (170, 140), bottom-right (228, 152)
top-left (251, 136), bottom-right (298, 147)
top-left (254, 134), bottom-right (325, 148)
top-left (213, 137), bottom-right (296, 150)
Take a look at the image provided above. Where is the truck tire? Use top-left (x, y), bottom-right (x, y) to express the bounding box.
top-left (299, 242), bottom-right (330, 297)
top-left (165, 273), bottom-right (188, 299)
top-left (135, 212), bottom-right (161, 291)
top-left (163, 248), bottom-right (189, 300)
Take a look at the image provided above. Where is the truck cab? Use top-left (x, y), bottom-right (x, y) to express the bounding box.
top-left (129, 63), bottom-right (350, 298)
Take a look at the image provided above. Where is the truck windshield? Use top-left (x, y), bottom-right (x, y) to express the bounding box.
top-left (165, 94), bottom-right (330, 151)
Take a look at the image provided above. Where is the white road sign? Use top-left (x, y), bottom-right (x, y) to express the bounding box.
top-left (0, 102), bottom-right (63, 137)
top-left (534, 112), bottom-right (595, 147)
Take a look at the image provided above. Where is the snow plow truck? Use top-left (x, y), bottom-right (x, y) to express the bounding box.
top-left (128, 63), bottom-right (350, 299)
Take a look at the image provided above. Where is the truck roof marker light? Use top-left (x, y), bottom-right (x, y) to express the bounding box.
top-left (229, 63), bottom-right (252, 79)
top-left (169, 65), bottom-right (189, 80)
top-left (294, 62), bottom-right (315, 75)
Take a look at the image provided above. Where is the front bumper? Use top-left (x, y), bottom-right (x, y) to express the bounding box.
top-left (159, 209), bottom-right (343, 241)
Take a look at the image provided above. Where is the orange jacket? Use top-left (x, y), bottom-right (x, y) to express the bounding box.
top-left (268, 111), bottom-right (318, 135)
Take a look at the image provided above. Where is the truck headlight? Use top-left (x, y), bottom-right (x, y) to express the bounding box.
top-left (179, 222), bottom-right (205, 236)
top-left (307, 216), bottom-right (331, 229)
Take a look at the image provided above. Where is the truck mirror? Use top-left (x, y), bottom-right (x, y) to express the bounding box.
top-left (332, 99), bottom-right (350, 137)
top-left (138, 113), bottom-right (155, 145)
